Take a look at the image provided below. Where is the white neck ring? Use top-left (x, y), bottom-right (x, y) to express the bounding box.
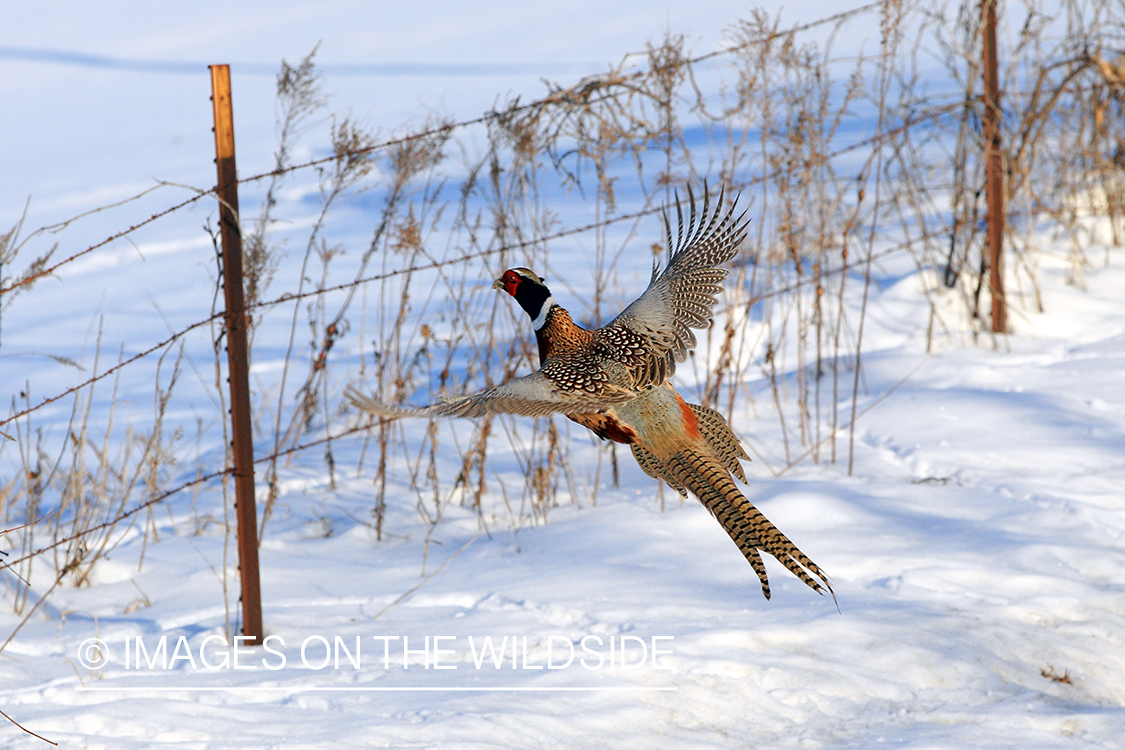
top-left (532, 298), bottom-right (556, 330)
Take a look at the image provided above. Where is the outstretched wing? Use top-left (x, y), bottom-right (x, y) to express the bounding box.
top-left (346, 371), bottom-right (635, 421)
top-left (599, 183), bottom-right (748, 388)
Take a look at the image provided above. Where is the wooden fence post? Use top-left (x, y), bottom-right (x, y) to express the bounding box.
top-left (209, 64), bottom-right (264, 645)
top-left (982, 0), bottom-right (1006, 334)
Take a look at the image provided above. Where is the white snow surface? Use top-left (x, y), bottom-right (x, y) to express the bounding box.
top-left (3, 2), bottom-right (1125, 748)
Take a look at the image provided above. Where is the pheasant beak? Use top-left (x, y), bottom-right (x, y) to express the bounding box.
top-left (491, 276), bottom-right (506, 290)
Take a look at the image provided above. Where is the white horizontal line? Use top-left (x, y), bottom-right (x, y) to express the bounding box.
top-left (79, 685), bottom-right (676, 693)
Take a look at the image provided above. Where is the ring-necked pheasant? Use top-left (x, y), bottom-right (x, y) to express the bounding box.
top-left (347, 186), bottom-right (832, 600)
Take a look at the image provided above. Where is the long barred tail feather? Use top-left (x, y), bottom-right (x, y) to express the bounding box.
top-left (630, 443), bottom-right (687, 496)
top-left (687, 403), bottom-right (750, 484)
top-left (666, 448), bottom-right (832, 600)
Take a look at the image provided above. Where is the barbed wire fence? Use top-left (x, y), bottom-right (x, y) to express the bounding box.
top-left (1, 0), bottom-right (1123, 651)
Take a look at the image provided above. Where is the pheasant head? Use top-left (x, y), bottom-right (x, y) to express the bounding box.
top-left (493, 267), bottom-right (557, 330)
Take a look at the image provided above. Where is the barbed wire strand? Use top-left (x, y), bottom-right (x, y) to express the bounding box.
top-left (0, 312), bottom-right (223, 430)
top-left (0, 421), bottom-right (376, 572)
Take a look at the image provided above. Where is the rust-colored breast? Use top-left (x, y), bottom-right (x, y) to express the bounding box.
top-left (536, 306), bottom-right (593, 360)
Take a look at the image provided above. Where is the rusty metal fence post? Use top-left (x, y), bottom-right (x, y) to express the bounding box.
top-left (210, 64), bottom-right (264, 644)
top-left (982, 0), bottom-right (1006, 334)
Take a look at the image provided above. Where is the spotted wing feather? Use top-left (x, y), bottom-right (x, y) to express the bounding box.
top-left (599, 184), bottom-right (749, 388)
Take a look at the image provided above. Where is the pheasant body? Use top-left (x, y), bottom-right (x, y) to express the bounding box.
top-left (348, 186), bottom-right (832, 600)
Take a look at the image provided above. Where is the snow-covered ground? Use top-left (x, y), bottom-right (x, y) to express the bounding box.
top-left (3, 2), bottom-right (1125, 748)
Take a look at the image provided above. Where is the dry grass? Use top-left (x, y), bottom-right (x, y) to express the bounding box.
top-left (1, 334), bottom-right (183, 614)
